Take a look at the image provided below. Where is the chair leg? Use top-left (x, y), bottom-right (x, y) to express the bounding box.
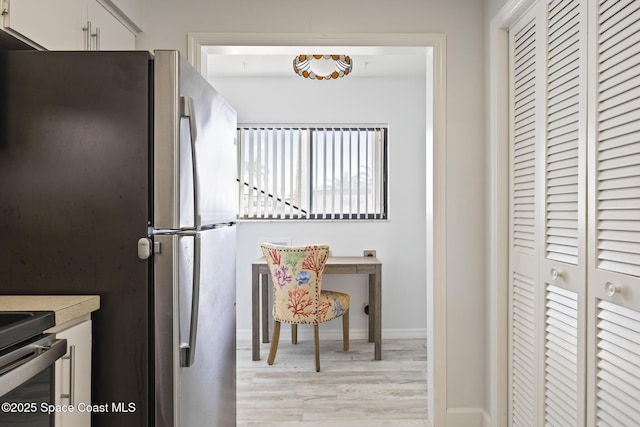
top-left (291, 324), bottom-right (297, 344)
top-left (342, 310), bottom-right (349, 351)
top-left (314, 324), bottom-right (320, 372)
top-left (267, 321), bottom-right (281, 365)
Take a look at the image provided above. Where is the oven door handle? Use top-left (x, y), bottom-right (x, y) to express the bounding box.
top-left (0, 338), bottom-right (67, 397)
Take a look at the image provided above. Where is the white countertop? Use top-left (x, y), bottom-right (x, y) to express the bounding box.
top-left (0, 295), bottom-right (100, 325)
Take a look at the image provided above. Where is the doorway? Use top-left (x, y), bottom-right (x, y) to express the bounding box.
top-left (187, 32), bottom-right (446, 426)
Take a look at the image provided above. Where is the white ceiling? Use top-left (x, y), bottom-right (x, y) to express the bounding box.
top-left (202, 46), bottom-right (427, 79)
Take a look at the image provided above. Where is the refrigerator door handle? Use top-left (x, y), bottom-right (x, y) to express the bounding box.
top-left (180, 95), bottom-right (201, 229)
top-left (179, 233), bottom-right (201, 367)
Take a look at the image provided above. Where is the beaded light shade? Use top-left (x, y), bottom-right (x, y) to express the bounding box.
top-left (293, 54), bottom-right (353, 80)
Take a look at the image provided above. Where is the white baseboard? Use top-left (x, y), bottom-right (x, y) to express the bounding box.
top-left (384, 328), bottom-right (428, 339)
top-left (447, 408), bottom-right (490, 427)
top-left (236, 327), bottom-right (427, 341)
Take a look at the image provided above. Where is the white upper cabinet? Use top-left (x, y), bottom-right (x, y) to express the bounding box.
top-left (2, 0), bottom-right (86, 49)
top-left (88, 0), bottom-right (135, 50)
top-left (1, 0), bottom-right (135, 50)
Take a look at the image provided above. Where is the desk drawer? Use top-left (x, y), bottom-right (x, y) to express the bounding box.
top-left (324, 265), bottom-right (357, 274)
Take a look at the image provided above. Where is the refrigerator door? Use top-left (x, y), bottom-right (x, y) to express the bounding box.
top-left (154, 226), bottom-right (236, 427)
top-left (154, 50), bottom-right (238, 231)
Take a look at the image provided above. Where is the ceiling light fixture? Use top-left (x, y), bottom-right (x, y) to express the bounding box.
top-left (293, 55), bottom-right (353, 80)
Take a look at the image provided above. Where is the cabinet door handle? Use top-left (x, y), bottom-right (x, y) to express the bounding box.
top-left (82, 21), bottom-right (91, 51)
top-left (61, 345), bottom-right (76, 405)
top-left (91, 27), bottom-right (100, 51)
top-left (605, 282), bottom-right (618, 297)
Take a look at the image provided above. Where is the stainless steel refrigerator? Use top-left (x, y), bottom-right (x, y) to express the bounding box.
top-left (0, 50), bottom-right (237, 427)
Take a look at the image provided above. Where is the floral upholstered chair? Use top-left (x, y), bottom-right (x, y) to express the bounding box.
top-left (260, 243), bottom-right (350, 372)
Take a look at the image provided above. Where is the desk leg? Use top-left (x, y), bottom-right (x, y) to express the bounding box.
top-left (261, 273), bottom-right (270, 343)
top-left (368, 274), bottom-right (375, 343)
top-left (251, 265), bottom-right (260, 361)
top-left (372, 265), bottom-right (382, 360)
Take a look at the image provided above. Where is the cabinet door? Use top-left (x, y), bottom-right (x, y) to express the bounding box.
top-left (508, 0), bottom-right (640, 425)
top-left (586, 0), bottom-right (640, 424)
top-left (2, 0), bottom-right (86, 50)
top-left (88, 0), bottom-right (135, 50)
top-left (540, 1), bottom-right (587, 425)
top-left (508, 1), bottom-right (588, 425)
top-left (55, 320), bottom-right (92, 427)
top-left (508, 4), bottom-right (544, 425)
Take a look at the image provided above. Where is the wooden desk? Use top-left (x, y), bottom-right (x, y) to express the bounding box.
top-left (251, 256), bottom-right (382, 361)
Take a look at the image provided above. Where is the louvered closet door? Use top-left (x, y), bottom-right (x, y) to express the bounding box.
top-left (508, 5), bottom-right (544, 426)
top-left (540, 0), bottom-right (587, 426)
top-left (587, 0), bottom-right (640, 425)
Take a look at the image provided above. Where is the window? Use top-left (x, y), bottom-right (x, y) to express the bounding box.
top-left (237, 125), bottom-right (388, 220)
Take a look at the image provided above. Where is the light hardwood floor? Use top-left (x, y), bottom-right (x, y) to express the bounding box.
top-left (237, 338), bottom-right (428, 426)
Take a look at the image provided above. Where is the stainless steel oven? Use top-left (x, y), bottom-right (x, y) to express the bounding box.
top-left (0, 312), bottom-right (67, 426)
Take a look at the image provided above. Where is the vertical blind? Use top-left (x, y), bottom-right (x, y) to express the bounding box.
top-left (237, 125), bottom-right (388, 220)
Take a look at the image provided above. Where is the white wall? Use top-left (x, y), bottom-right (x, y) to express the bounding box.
top-left (485, 0), bottom-right (511, 23)
top-left (137, 0), bottom-right (486, 414)
top-left (210, 75), bottom-right (426, 338)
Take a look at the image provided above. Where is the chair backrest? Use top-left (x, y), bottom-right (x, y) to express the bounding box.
top-left (260, 243), bottom-right (330, 325)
